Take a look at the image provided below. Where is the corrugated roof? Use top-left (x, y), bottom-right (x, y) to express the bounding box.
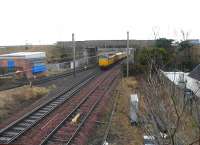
top-left (0, 52), bottom-right (46, 59)
top-left (188, 64), bottom-right (200, 81)
top-left (0, 52), bottom-right (43, 56)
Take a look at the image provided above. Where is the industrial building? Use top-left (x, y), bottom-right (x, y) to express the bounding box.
top-left (0, 52), bottom-right (47, 79)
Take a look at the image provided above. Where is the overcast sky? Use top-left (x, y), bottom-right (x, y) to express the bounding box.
top-left (0, 0), bottom-right (199, 45)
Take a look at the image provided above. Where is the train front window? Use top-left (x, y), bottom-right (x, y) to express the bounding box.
top-left (99, 55), bottom-right (107, 59)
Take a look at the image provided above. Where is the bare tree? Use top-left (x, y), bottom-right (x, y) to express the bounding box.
top-left (187, 86), bottom-right (200, 145)
top-left (152, 26), bottom-right (160, 40)
top-left (180, 29), bottom-right (190, 41)
top-left (139, 62), bottom-right (200, 145)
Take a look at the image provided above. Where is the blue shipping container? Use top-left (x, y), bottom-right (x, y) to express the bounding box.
top-left (32, 65), bottom-right (47, 74)
top-left (7, 60), bottom-right (15, 72)
top-left (8, 60), bottom-right (15, 67)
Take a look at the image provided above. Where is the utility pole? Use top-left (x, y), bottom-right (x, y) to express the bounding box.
top-left (72, 33), bottom-right (76, 77)
top-left (127, 31), bottom-right (129, 77)
top-left (133, 48), bottom-right (135, 64)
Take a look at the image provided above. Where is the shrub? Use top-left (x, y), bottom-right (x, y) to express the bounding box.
top-left (122, 63), bottom-right (146, 76)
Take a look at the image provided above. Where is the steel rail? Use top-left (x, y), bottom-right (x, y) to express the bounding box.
top-left (39, 66), bottom-right (120, 145)
top-left (0, 65), bottom-right (97, 91)
top-left (0, 71), bottom-right (98, 144)
top-left (65, 73), bottom-right (119, 145)
top-left (33, 65), bottom-right (97, 85)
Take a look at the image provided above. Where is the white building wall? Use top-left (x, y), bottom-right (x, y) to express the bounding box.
top-left (162, 70), bottom-right (200, 97)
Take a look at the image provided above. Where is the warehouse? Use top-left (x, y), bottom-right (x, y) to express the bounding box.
top-left (0, 52), bottom-right (47, 79)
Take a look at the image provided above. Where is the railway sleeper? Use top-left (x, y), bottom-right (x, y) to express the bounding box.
top-left (29, 115), bottom-right (41, 119)
top-left (38, 110), bottom-right (49, 114)
top-left (32, 114), bottom-right (43, 118)
top-left (24, 119), bottom-right (36, 123)
top-left (50, 103), bottom-right (60, 106)
top-left (57, 98), bottom-right (66, 101)
top-left (43, 106), bottom-right (54, 110)
top-left (4, 131), bottom-right (19, 136)
top-left (42, 107), bottom-right (52, 111)
top-left (34, 112), bottom-right (45, 116)
top-left (18, 122), bottom-right (32, 127)
top-left (47, 106), bottom-right (56, 109)
top-left (48, 104), bottom-right (57, 107)
top-left (13, 126), bottom-right (25, 131)
top-left (52, 100), bottom-right (62, 104)
top-left (0, 136), bottom-right (11, 142)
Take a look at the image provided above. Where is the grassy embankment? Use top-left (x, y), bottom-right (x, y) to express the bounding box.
top-left (0, 85), bottom-right (53, 122)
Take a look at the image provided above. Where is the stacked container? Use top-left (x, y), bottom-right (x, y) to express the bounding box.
top-left (0, 52), bottom-right (47, 79)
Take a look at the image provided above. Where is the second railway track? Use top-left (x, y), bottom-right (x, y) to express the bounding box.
top-left (39, 65), bottom-right (120, 145)
top-left (0, 66), bottom-right (96, 91)
top-left (0, 70), bottom-right (98, 144)
top-left (0, 64), bottom-right (121, 145)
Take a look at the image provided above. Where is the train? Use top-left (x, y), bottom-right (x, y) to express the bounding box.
top-left (98, 52), bottom-right (126, 68)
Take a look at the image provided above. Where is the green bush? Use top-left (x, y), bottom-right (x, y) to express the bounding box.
top-left (122, 63), bottom-right (146, 76)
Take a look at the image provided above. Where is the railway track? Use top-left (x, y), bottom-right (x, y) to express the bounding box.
top-left (0, 71), bottom-right (98, 144)
top-left (0, 65), bottom-right (96, 91)
top-left (39, 65), bottom-right (120, 145)
top-left (33, 66), bottom-right (97, 85)
top-left (0, 63), bottom-right (121, 145)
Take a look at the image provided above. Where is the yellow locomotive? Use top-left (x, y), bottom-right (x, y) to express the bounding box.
top-left (98, 52), bottom-right (126, 68)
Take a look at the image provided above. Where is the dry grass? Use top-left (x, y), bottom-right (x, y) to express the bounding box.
top-left (109, 77), bottom-right (143, 145)
top-left (125, 78), bottom-right (138, 89)
top-left (0, 85), bottom-right (50, 121)
top-left (47, 84), bottom-right (57, 90)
